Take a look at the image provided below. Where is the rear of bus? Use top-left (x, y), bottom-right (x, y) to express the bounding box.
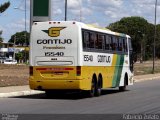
top-left (29, 21), bottom-right (82, 91)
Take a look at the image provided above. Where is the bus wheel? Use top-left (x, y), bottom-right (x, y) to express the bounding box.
top-left (87, 77), bottom-right (96, 97)
top-left (95, 76), bottom-right (102, 96)
top-left (119, 75), bottom-right (127, 91)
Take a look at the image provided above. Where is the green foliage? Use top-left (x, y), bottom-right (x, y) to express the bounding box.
top-left (0, 1), bottom-right (10, 13)
top-left (15, 52), bottom-right (23, 62)
top-left (15, 50), bottom-right (29, 63)
top-left (0, 38), bottom-right (3, 43)
top-left (107, 16), bottom-right (156, 61)
top-left (156, 25), bottom-right (160, 58)
top-left (8, 31), bottom-right (30, 46)
top-left (0, 1), bottom-right (10, 43)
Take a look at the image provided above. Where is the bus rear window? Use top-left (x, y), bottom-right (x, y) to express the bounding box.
top-left (83, 31), bottom-right (89, 49)
top-left (128, 38), bottom-right (133, 51)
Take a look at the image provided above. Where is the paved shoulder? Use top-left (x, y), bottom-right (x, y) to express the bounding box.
top-left (134, 73), bottom-right (160, 82)
top-left (0, 85), bottom-right (44, 98)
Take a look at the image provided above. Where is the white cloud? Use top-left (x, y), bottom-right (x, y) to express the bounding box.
top-left (51, 0), bottom-right (64, 20)
top-left (105, 10), bottom-right (118, 19)
top-left (82, 7), bottom-right (92, 15)
top-left (2, 18), bottom-right (30, 42)
top-left (53, 8), bottom-right (62, 15)
top-left (132, 0), bottom-right (155, 5)
top-left (0, 25), bottom-right (4, 31)
top-left (100, 0), bottom-right (123, 7)
top-left (68, 0), bottom-right (81, 9)
top-left (49, 0), bottom-right (160, 26)
top-left (17, 0), bottom-right (30, 10)
top-left (69, 7), bottom-right (92, 16)
top-left (8, 18), bottom-right (29, 30)
top-left (87, 0), bottom-right (123, 8)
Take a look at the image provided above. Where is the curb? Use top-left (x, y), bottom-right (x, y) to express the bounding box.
top-left (0, 90), bottom-right (44, 98)
top-left (134, 76), bottom-right (160, 83)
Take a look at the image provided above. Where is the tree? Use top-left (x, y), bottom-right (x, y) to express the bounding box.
top-left (0, 1), bottom-right (10, 43)
top-left (107, 16), bottom-right (153, 62)
top-left (156, 24), bottom-right (160, 58)
top-left (8, 31), bottom-right (30, 46)
top-left (15, 52), bottom-right (23, 63)
top-left (0, 1), bottom-right (10, 13)
top-left (0, 31), bottom-right (3, 43)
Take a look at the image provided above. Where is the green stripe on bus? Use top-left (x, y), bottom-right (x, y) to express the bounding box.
top-left (112, 55), bottom-right (124, 87)
top-left (116, 55), bottom-right (124, 86)
top-left (112, 55), bottom-right (120, 87)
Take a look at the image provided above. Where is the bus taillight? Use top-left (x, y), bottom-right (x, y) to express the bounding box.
top-left (76, 66), bottom-right (81, 76)
top-left (30, 66), bottom-right (33, 76)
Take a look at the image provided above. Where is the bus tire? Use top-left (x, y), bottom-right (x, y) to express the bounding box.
top-left (95, 75), bottom-right (102, 97)
top-left (87, 76), bottom-right (97, 97)
top-left (119, 74), bottom-right (127, 91)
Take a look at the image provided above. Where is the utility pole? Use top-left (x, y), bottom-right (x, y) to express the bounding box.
top-left (79, 0), bottom-right (82, 22)
top-left (65, 0), bottom-right (67, 21)
top-left (24, 0), bottom-right (27, 63)
top-left (13, 36), bottom-right (16, 60)
top-left (153, 0), bottom-right (157, 74)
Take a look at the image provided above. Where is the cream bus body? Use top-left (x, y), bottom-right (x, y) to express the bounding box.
top-left (29, 21), bottom-right (134, 97)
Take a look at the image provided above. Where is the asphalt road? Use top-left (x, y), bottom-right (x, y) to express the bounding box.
top-left (0, 79), bottom-right (160, 115)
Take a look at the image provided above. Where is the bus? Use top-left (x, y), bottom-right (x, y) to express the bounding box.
top-left (29, 21), bottom-right (134, 97)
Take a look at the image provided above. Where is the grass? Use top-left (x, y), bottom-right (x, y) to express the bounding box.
top-left (0, 60), bottom-right (160, 87)
top-left (134, 60), bottom-right (160, 75)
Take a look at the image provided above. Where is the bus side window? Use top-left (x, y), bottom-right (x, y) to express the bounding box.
top-left (110, 36), bottom-right (113, 51)
top-left (83, 31), bottom-right (90, 49)
top-left (125, 38), bottom-right (128, 52)
top-left (90, 32), bottom-right (96, 49)
top-left (112, 36), bottom-right (117, 51)
top-left (105, 35), bottom-right (109, 50)
top-left (102, 35), bottom-right (106, 50)
top-left (119, 37), bottom-right (123, 51)
top-left (97, 34), bottom-right (104, 49)
top-left (116, 37), bottom-right (119, 51)
top-left (123, 38), bottom-right (128, 52)
top-left (95, 34), bottom-right (98, 49)
top-left (129, 38), bottom-right (133, 51)
top-left (122, 38), bottom-right (125, 52)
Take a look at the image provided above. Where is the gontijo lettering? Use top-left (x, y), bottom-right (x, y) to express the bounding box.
top-left (97, 55), bottom-right (111, 63)
top-left (37, 39), bottom-right (72, 44)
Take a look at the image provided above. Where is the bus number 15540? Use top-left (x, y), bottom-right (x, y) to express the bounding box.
top-left (45, 52), bottom-right (64, 56)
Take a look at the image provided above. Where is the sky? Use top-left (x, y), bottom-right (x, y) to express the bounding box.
top-left (0, 0), bottom-right (160, 42)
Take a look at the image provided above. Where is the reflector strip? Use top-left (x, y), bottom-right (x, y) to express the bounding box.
top-left (36, 68), bottom-right (74, 71)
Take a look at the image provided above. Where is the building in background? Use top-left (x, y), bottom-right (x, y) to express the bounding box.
top-left (0, 42), bottom-right (29, 63)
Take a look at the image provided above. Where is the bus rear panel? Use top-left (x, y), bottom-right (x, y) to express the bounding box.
top-left (29, 21), bottom-right (83, 91)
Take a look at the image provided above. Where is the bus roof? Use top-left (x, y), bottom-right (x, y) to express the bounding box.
top-left (33, 21), bottom-right (130, 38)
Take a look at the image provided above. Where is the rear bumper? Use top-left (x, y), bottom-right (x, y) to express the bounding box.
top-left (29, 77), bottom-right (88, 91)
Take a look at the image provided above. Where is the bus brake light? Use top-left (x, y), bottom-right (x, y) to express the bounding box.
top-left (30, 66), bottom-right (33, 76)
top-left (76, 66), bottom-right (81, 76)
